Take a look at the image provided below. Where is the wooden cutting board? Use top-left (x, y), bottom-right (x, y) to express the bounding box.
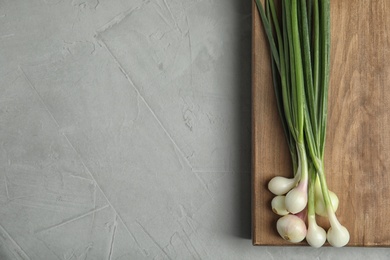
top-left (252, 0), bottom-right (390, 246)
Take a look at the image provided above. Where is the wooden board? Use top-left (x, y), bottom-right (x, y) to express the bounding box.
top-left (252, 0), bottom-right (390, 246)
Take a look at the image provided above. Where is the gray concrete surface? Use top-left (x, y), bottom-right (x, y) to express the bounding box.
top-left (0, 0), bottom-right (389, 259)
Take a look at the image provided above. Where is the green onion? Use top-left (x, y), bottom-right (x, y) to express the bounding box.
top-left (255, 0), bottom-right (349, 247)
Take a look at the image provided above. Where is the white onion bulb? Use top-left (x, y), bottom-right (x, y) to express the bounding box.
top-left (276, 214), bottom-right (307, 243)
top-left (285, 187), bottom-right (307, 214)
top-left (271, 196), bottom-right (289, 216)
top-left (327, 225), bottom-right (350, 247)
top-left (326, 208), bottom-right (350, 247)
top-left (306, 217), bottom-right (326, 248)
top-left (268, 176), bottom-right (297, 195)
top-left (315, 190), bottom-right (339, 217)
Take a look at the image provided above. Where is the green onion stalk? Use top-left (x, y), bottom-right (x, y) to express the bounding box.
top-left (255, 0), bottom-right (349, 247)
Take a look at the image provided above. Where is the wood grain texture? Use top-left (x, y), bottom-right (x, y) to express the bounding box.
top-left (252, 0), bottom-right (390, 246)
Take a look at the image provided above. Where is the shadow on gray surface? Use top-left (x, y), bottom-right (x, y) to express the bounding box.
top-left (236, 0), bottom-right (252, 240)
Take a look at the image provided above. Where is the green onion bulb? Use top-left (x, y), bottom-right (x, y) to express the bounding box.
top-left (285, 181), bottom-right (307, 214)
top-left (271, 196), bottom-right (289, 216)
top-left (268, 176), bottom-right (297, 195)
top-left (276, 214), bottom-right (307, 243)
top-left (326, 208), bottom-right (350, 247)
top-left (315, 190), bottom-right (339, 217)
top-left (306, 216), bottom-right (326, 248)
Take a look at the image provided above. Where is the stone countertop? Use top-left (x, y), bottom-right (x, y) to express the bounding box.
top-left (0, 0), bottom-right (388, 259)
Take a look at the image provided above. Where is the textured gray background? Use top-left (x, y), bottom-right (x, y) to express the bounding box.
top-left (0, 0), bottom-right (389, 259)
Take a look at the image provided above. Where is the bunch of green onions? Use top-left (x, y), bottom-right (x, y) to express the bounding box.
top-left (255, 0), bottom-right (349, 247)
